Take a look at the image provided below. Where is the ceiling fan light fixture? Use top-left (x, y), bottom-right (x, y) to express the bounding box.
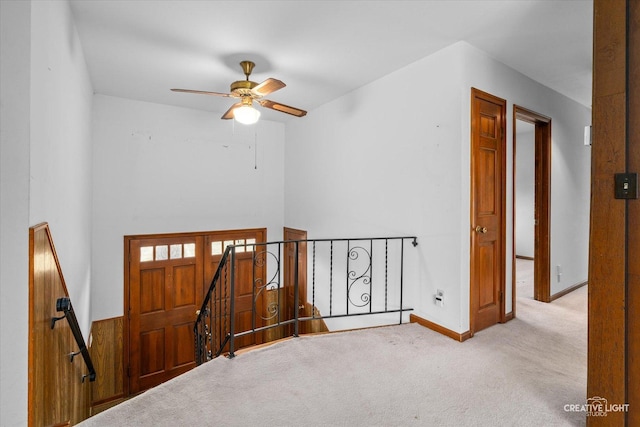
top-left (234, 104), bottom-right (260, 125)
top-left (172, 60), bottom-right (307, 121)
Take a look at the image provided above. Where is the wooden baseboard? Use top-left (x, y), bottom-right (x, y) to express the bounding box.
top-left (409, 314), bottom-right (471, 342)
top-left (550, 281), bottom-right (588, 301)
top-left (515, 255), bottom-right (535, 260)
top-left (504, 311), bottom-right (514, 321)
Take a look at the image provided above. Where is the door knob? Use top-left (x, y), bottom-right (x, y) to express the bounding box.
top-left (475, 226), bottom-right (487, 234)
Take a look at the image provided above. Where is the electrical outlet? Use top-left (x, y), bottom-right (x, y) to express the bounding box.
top-left (434, 289), bottom-right (444, 307)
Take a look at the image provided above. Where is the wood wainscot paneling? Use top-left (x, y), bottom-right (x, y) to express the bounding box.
top-left (262, 289), bottom-right (329, 342)
top-left (89, 316), bottom-right (125, 408)
top-left (303, 303), bottom-right (329, 335)
top-left (29, 223), bottom-right (91, 426)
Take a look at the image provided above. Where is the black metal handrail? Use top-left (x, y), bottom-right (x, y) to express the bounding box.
top-left (51, 297), bottom-right (96, 382)
top-left (194, 235), bottom-right (418, 364)
top-left (194, 245), bottom-right (233, 364)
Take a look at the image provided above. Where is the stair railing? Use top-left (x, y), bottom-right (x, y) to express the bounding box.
top-left (51, 297), bottom-right (96, 382)
top-left (194, 245), bottom-right (233, 364)
top-left (195, 236), bottom-right (418, 363)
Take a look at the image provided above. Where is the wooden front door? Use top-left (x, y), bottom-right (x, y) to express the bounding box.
top-left (204, 229), bottom-right (266, 350)
top-left (283, 227), bottom-right (307, 335)
top-left (470, 88), bottom-right (506, 334)
top-left (128, 235), bottom-right (204, 394)
top-left (125, 228), bottom-right (266, 395)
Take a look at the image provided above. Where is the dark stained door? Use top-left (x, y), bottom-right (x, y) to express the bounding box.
top-left (470, 88), bottom-right (506, 334)
top-left (204, 229), bottom-right (266, 350)
top-left (128, 236), bottom-right (204, 393)
top-left (283, 228), bottom-right (307, 335)
top-left (126, 228), bottom-right (266, 395)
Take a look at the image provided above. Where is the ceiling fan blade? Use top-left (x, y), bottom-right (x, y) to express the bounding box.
top-left (257, 99), bottom-right (307, 117)
top-left (251, 78), bottom-right (286, 97)
top-left (171, 88), bottom-right (232, 97)
top-left (221, 102), bottom-right (243, 120)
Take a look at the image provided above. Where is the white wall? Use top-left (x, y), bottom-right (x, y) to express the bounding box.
top-left (0, 2), bottom-right (31, 424)
top-left (91, 95), bottom-right (286, 320)
top-left (285, 41), bottom-right (591, 334)
top-left (30, 0), bottom-right (95, 335)
top-left (286, 43), bottom-right (465, 331)
top-left (459, 42), bottom-right (592, 301)
top-left (1, 0), bottom-right (94, 423)
top-left (515, 122), bottom-right (535, 258)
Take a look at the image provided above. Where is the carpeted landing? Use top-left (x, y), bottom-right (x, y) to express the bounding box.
top-left (81, 285), bottom-right (587, 427)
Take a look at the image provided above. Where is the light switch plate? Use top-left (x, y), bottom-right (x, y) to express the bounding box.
top-left (614, 173), bottom-right (638, 199)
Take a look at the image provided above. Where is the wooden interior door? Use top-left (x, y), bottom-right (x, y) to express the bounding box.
top-left (128, 236), bottom-right (204, 394)
top-left (283, 228), bottom-right (307, 335)
top-left (470, 88), bottom-right (506, 335)
top-left (203, 229), bottom-right (266, 350)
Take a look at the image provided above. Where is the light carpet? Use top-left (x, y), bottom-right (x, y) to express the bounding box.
top-left (81, 286), bottom-right (587, 426)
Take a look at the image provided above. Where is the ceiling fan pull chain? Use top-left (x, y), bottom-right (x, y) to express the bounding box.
top-left (254, 128), bottom-right (258, 170)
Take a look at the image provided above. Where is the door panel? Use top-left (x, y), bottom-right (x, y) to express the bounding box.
top-left (478, 243), bottom-right (497, 308)
top-left (129, 236), bottom-right (203, 393)
top-left (126, 228), bottom-right (266, 395)
top-left (203, 230), bottom-right (266, 351)
top-left (470, 88), bottom-right (506, 334)
top-left (283, 228), bottom-right (307, 335)
top-left (173, 265), bottom-right (197, 307)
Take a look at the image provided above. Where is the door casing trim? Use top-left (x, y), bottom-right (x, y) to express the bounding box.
top-left (512, 105), bottom-right (552, 316)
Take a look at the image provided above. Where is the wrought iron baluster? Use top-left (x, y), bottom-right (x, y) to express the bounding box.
top-left (229, 247), bottom-right (236, 358)
top-left (369, 239), bottom-right (373, 314)
top-left (294, 241), bottom-right (300, 337)
top-left (211, 278), bottom-right (216, 359)
top-left (385, 239), bottom-right (388, 312)
top-left (254, 243), bottom-right (280, 325)
top-left (223, 259), bottom-right (228, 355)
top-left (208, 298), bottom-right (213, 361)
top-left (277, 242), bottom-right (281, 326)
top-left (399, 238), bottom-right (404, 325)
top-left (347, 242), bottom-right (372, 311)
top-left (252, 245), bottom-right (256, 334)
top-left (312, 241), bottom-right (316, 319)
top-left (346, 240), bottom-right (350, 316)
top-left (329, 240), bottom-right (333, 317)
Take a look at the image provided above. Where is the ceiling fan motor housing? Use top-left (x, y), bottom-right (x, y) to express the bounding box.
top-left (230, 80), bottom-right (258, 96)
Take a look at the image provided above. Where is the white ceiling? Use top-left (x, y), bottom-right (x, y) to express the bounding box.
top-left (69, 0), bottom-right (593, 123)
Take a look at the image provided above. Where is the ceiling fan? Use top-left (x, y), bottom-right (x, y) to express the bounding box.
top-left (171, 61), bottom-right (307, 124)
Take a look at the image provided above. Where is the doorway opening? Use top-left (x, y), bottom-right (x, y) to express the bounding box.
top-left (514, 120), bottom-right (535, 300)
top-left (512, 106), bottom-right (551, 317)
